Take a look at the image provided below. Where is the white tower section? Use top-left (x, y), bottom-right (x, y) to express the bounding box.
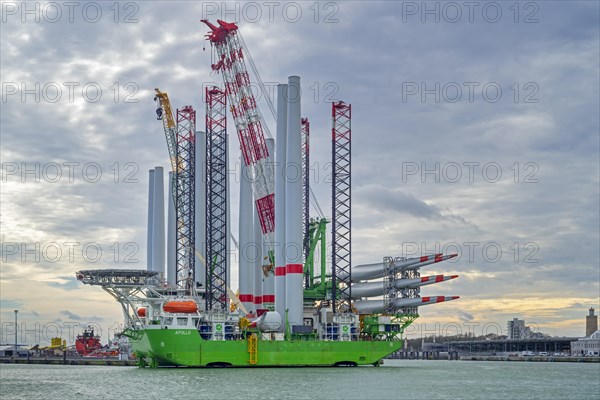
top-left (167, 171), bottom-right (177, 286)
top-left (274, 84), bottom-right (288, 320)
top-left (253, 206), bottom-right (263, 310)
top-left (239, 160), bottom-right (254, 312)
top-left (147, 169), bottom-right (155, 272)
top-left (152, 166), bottom-right (165, 277)
top-left (263, 138), bottom-right (276, 308)
top-left (284, 76), bottom-right (303, 328)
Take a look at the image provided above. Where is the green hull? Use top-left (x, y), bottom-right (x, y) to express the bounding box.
top-left (127, 329), bottom-right (402, 367)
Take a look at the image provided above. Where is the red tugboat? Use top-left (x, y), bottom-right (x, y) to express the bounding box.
top-left (75, 326), bottom-right (102, 356)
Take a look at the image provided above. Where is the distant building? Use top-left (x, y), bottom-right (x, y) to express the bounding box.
top-left (507, 318), bottom-right (542, 339)
top-left (586, 308), bottom-right (598, 337)
top-left (507, 318), bottom-right (526, 339)
top-left (571, 330), bottom-right (600, 356)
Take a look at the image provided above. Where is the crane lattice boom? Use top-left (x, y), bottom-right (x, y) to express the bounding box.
top-left (154, 89), bottom-right (196, 293)
top-left (154, 89), bottom-right (178, 172)
top-left (201, 20), bottom-right (275, 256)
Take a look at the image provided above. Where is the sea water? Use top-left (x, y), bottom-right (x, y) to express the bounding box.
top-left (1, 359), bottom-right (599, 400)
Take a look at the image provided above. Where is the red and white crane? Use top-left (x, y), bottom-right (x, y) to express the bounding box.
top-left (201, 20), bottom-right (275, 260)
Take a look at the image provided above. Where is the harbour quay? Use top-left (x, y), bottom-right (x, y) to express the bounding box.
top-left (390, 336), bottom-right (600, 362)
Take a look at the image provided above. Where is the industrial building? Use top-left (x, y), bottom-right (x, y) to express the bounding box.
top-left (434, 337), bottom-right (575, 356)
top-left (416, 310), bottom-right (600, 358)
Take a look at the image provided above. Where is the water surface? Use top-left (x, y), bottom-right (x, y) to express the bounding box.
top-left (1, 360), bottom-right (599, 399)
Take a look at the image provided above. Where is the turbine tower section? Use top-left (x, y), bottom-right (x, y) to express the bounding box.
top-left (175, 106), bottom-right (197, 292)
top-left (274, 84), bottom-right (288, 319)
top-left (284, 76), bottom-right (303, 328)
top-left (205, 86), bottom-right (228, 310)
top-left (331, 101), bottom-right (352, 314)
top-left (301, 117), bottom-right (310, 288)
top-left (146, 169), bottom-right (155, 272)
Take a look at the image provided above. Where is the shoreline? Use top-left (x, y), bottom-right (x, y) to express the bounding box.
top-left (459, 355), bottom-right (599, 363)
top-left (389, 351), bottom-right (600, 363)
top-left (0, 357), bottom-right (135, 366)
top-left (2, 356), bottom-right (598, 366)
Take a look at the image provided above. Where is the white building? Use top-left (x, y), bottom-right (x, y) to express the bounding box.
top-left (0, 344), bottom-right (29, 357)
top-left (571, 330), bottom-right (600, 356)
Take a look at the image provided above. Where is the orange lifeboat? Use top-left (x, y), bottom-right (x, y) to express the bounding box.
top-left (163, 301), bottom-right (198, 313)
top-left (137, 307), bottom-right (147, 317)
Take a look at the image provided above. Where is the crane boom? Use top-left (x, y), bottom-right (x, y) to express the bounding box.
top-left (201, 20), bottom-right (275, 258)
top-left (154, 89), bottom-right (178, 173)
top-left (154, 89), bottom-right (197, 293)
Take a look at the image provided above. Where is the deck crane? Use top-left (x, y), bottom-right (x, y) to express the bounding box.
top-left (154, 89), bottom-right (197, 294)
top-left (201, 20), bottom-right (276, 260)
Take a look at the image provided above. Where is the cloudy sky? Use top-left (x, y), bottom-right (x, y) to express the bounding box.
top-left (1, 1), bottom-right (598, 344)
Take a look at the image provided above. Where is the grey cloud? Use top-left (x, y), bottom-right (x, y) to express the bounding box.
top-left (356, 185), bottom-right (442, 219)
top-left (458, 312), bottom-right (474, 322)
top-left (60, 310), bottom-right (81, 320)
